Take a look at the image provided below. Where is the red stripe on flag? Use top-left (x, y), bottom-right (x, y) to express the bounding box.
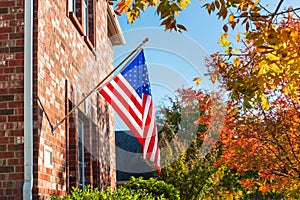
top-left (99, 89), bottom-right (144, 145)
top-left (106, 82), bottom-right (143, 127)
top-left (114, 76), bottom-right (143, 112)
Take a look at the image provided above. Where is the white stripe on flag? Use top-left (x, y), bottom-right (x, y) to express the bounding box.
top-left (110, 78), bottom-right (143, 120)
top-left (118, 75), bottom-right (143, 106)
top-left (142, 94), bottom-right (151, 129)
top-left (143, 105), bottom-right (156, 159)
top-left (102, 87), bottom-right (143, 135)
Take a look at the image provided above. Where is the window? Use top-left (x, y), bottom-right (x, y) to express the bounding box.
top-left (44, 145), bottom-right (53, 168)
top-left (68, 100), bottom-right (102, 190)
top-left (68, 0), bottom-right (95, 51)
top-left (78, 119), bottom-right (85, 190)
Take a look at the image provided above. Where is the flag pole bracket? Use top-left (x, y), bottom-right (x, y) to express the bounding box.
top-left (51, 38), bottom-right (149, 132)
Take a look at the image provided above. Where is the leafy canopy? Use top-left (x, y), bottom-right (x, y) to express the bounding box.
top-left (206, 0), bottom-right (300, 110)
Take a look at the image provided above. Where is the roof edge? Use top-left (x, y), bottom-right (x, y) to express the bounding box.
top-left (107, 4), bottom-right (126, 46)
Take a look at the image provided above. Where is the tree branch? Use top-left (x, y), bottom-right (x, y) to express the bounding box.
top-left (276, 7), bottom-right (300, 16)
top-left (270, 0), bottom-right (284, 23)
top-left (258, 2), bottom-right (272, 14)
top-left (216, 53), bottom-right (248, 57)
top-left (233, 7), bottom-right (300, 19)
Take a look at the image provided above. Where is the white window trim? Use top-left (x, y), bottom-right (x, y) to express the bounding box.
top-left (44, 145), bottom-right (53, 169)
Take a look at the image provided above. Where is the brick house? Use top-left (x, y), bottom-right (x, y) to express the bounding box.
top-left (0, 0), bottom-right (125, 199)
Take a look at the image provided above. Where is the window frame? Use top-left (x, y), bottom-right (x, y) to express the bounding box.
top-left (68, 0), bottom-right (96, 52)
top-left (44, 145), bottom-right (53, 169)
top-left (78, 118), bottom-right (85, 190)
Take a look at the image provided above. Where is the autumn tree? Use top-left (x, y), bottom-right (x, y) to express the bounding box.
top-left (114, 0), bottom-right (300, 197)
top-left (156, 88), bottom-right (290, 199)
top-left (115, 0), bottom-right (190, 31)
top-left (156, 88), bottom-right (227, 199)
top-left (204, 1), bottom-right (300, 196)
top-left (216, 94), bottom-right (300, 197)
top-left (115, 0), bottom-right (299, 109)
top-left (206, 1), bottom-right (300, 110)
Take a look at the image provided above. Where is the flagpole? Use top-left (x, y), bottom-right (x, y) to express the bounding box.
top-left (52, 38), bottom-right (149, 132)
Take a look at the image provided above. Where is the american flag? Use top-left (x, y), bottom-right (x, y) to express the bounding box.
top-left (99, 49), bottom-right (160, 173)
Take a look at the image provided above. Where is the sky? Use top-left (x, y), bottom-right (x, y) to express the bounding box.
top-left (115, 0), bottom-right (299, 53)
top-left (113, 0), bottom-right (299, 130)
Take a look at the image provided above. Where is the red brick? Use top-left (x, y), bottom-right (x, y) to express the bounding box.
top-left (0, 2), bottom-right (15, 7)
top-left (8, 173), bottom-right (23, 180)
top-left (0, 8), bottom-right (9, 14)
top-left (0, 102), bottom-right (8, 109)
top-left (8, 59), bottom-right (23, 66)
top-left (0, 131), bottom-right (5, 137)
top-left (8, 101), bottom-right (23, 108)
top-left (0, 75), bottom-right (8, 81)
top-left (8, 115), bottom-right (23, 122)
top-left (9, 33), bottom-right (23, 39)
top-left (0, 152), bottom-right (14, 159)
top-left (15, 66), bottom-right (23, 73)
top-left (0, 27), bottom-right (14, 33)
top-left (0, 34), bottom-right (8, 40)
top-left (0, 145), bottom-right (6, 151)
top-left (0, 109), bottom-right (13, 115)
top-left (0, 47), bottom-right (9, 53)
top-left (15, 166), bottom-right (23, 173)
top-left (15, 53), bottom-right (23, 59)
top-left (1, 14), bottom-right (15, 20)
top-left (9, 46), bottom-right (23, 53)
top-left (14, 108), bottom-right (23, 115)
top-left (0, 67), bottom-right (14, 73)
top-left (8, 88), bottom-right (23, 93)
top-left (15, 39), bottom-right (23, 46)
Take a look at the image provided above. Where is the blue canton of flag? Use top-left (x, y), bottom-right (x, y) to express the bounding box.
top-left (121, 53), bottom-right (151, 97)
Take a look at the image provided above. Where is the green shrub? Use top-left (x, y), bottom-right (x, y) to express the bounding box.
top-left (50, 185), bottom-right (100, 200)
top-left (123, 177), bottom-right (180, 200)
top-left (50, 177), bottom-right (180, 200)
top-left (100, 186), bottom-right (166, 200)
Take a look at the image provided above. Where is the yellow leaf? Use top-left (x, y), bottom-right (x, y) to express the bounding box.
top-left (193, 77), bottom-right (202, 86)
top-left (178, 0), bottom-right (190, 9)
top-left (256, 60), bottom-right (267, 76)
top-left (127, 11), bottom-right (134, 23)
top-left (211, 72), bottom-right (218, 84)
top-left (287, 60), bottom-right (294, 65)
top-left (267, 53), bottom-right (280, 61)
top-left (236, 33), bottom-right (241, 42)
top-left (269, 63), bottom-right (281, 74)
top-left (225, 47), bottom-right (232, 54)
top-left (218, 34), bottom-right (231, 47)
top-left (233, 57), bottom-right (241, 67)
top-left (233, 48), bottom-right (239, 53)
top-left (228, 14), bottom-right (234, 23)
top-left (260, 94), bottom-right (270, 110)
top-left (290, 30), bottom-right (298, 41)
top-left (149, 0), bottom-right (160, 6)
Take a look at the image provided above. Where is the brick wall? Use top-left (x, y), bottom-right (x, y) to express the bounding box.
top-left (0, 0), bottom-right (117, 199)
top-left (0, 0), bottom-right (25, 199)
top-left (34, 0), bottom-right (116, 198)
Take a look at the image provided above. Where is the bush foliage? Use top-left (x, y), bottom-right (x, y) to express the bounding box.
top-left (50, 177), bottom-right (180, 200)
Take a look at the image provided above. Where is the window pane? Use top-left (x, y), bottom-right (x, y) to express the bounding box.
top-left (85, 0), bottom-right (89, 36)
top-left (78, 141), bottom-right (82, 161)
top-left (73, 0), bottom-right (76, 12)
top-left (79, 162), bottom-right (82, 182)
top-left (78, 119), bottom-right (84, 189)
